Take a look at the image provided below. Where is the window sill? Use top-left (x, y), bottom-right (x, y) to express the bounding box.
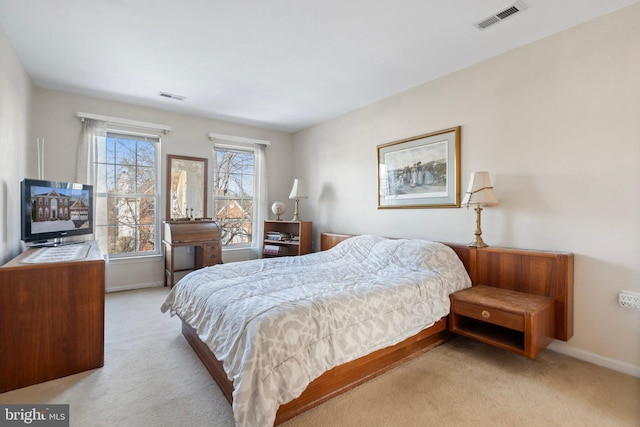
top-left (107, 253), bottom-right (163, 265)
top-left (222, 245), bottom-right (253, 252)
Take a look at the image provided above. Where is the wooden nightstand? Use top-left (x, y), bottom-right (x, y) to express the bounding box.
top-left (449, 285), bottom-right (556, 359)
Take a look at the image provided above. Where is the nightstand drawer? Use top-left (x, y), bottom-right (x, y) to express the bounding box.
top-left (453, 300), bottom-right (524, 332)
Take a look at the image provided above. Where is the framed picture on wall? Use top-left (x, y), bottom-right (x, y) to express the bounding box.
top-left (377, 126), bottom-right (461, 209)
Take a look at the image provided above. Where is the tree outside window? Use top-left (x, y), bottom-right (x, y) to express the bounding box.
top-left (95, 132), bottom-right (159, 256)
top-left (212, 147), bottom-right (255, 246)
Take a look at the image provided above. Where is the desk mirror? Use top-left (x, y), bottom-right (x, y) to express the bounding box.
top-left (167, 154), bottom-right (208, 220)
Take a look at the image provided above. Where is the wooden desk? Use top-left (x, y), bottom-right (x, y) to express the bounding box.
top-left (0, 241), bottom-right (105, 392)
top-left (163, 220), bottom-right (222, 287)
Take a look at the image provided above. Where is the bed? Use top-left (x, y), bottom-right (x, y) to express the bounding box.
top-left (161, 232), bottom-right (574, 426)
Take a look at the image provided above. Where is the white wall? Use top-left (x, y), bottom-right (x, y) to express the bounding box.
top-left (31, 88), bottom-right (294, 290)
top-left (0, 23), bottom-right (32, 264)
top-left (293, 4), bottom-right (640, 371)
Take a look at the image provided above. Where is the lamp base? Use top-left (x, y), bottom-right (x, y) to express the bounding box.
top-left (291, 199), bottom-right (301, 222)
top-left (467, 236), bottom-right (488, 248)
top-left (467, 204), bottom-right (489, 247)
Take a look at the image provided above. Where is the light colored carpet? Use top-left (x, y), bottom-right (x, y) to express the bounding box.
top-left (1, 287), bottom-right (638, 427)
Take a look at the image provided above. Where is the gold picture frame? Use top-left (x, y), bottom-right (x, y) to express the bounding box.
top-left (377, 126), bottom-right (461, 209)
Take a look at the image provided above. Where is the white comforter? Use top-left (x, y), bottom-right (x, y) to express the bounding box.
top-left (161, 235), bottom-right (471, 427)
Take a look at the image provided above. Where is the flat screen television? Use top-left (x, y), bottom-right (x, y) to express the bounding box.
top-left (21, 178), bottom-right (94, 246)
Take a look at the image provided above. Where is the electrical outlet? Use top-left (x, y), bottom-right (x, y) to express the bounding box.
top-left (618, 290), bottom-right (640, 311)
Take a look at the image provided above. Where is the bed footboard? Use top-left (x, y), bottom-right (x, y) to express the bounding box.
top-left (180, 317), bottom-right (451, 425)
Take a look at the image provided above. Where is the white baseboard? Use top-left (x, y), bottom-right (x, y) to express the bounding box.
top-left (549, 341), bottom-right (640, 378)
top-left (106, 281), bottom-right (164, 293)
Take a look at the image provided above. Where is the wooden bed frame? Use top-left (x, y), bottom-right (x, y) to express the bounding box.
top-left (179, 232), bottom-right (574, 425)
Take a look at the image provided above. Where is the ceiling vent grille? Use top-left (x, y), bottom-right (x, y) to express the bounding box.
top-left (159, 91), bottom-right (186, 101)
top-left (475, 1), bottom-right (527, 30)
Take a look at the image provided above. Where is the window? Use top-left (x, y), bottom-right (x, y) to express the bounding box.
top-left (94, 131), bottom-right (160, 256)
top-left (212, 146), bottom-right (256, 246)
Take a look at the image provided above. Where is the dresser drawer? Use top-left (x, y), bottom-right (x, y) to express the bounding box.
top-left (202, 251), bottom-right (220, 266)
top-left (203, 242), bottom-right (219, 252)
top-left (201, 243), bottom-right (221, 266)
top-left (452, 300), bottom-right (524, 332)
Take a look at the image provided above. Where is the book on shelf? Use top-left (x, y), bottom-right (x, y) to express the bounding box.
top-left (265, 231), bottom-right (292, 241)
top-left (263, 244), bottom-right (289, 256)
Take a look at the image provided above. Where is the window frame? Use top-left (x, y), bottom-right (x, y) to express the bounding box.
top-left (94, 129), bottom-right (162, 258)
top-left (212, 144), bottom-right (257, 249)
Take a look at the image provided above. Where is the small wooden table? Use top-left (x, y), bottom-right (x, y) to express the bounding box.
top-left (163, 220), bottom-right (222, 287)
top-left (449, 285), bottom-right (556, 359)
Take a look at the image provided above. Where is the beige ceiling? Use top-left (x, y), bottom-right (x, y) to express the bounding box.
top-left (0, 0), bottom-right (636, 132)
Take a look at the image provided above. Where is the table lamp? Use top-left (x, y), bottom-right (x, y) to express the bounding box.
top-left (461, 171), bottom-right (499, 247)
top-left (288, 179), bottom-right (307, 221)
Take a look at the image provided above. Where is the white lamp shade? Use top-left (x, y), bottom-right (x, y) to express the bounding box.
top-left (461, 171), bottom-right (499, 206)
top-left (288, 179), bottom-right (307, 199)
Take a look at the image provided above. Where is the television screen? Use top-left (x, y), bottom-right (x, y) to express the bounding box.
top-left (21, 178), bottom-right (94, 245)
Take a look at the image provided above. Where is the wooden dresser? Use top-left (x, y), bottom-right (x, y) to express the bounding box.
top-left (163, 220), bottom-right (222, 287)
top-left (0, 241), bottom-right (105, 392)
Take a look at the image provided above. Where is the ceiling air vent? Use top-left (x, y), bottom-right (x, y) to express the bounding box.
top-left (475, 1), bottom-right (527, 30)
top-left (159, 91), bottom-right (186, 101)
